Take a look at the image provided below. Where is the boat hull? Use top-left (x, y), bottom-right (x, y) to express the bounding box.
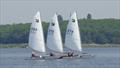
top-left (28, 53), bottom-right (94, 60)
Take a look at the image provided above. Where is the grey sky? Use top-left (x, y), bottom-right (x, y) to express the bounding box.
top-left (0, 0), bottom-right (120, 25)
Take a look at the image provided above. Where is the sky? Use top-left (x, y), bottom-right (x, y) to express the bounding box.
top-left (0, 0), bottom-right (120, 25)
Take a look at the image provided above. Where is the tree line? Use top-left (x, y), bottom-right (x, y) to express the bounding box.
top-left (0, 19), bottom-right (120, 44)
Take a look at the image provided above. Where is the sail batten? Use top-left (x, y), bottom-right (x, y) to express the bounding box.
top-left (46, 14), bottom-right (63, 53)
top-left (65, 12), bottom-right (82, 52)
top-left (29, 11), bottom-right (46, 53)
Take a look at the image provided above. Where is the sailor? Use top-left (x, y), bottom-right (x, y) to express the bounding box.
top-left (31, 53), bottom-right (36, 57)
top-left (71, 52), bottom-right (74, 56)
top-left (68, 52), bottom-right (74, 57)
top-left (31, 53), bottom-right (38, 58)
top-left (50, 53), bottom-right (54, 56)
top-left (80, 55), bottom-right (82, 58)
top-left (68, 52), bottom-right (70, 57)
top-left (31, 52), bottom-right (41, 58)
top-left (68, 52), bottom-right (72, 57)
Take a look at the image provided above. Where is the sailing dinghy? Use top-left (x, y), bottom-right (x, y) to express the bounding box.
top-left (29, 11), bottom-right (46, 59)
top-left (46, 13), bottom-right (65, 59)
top-left (28, 13), bottom-right (65, 59)
top-left (63, 12), bottom-right (93, 58)
top-left (28, 11), bottom-right (93, 60)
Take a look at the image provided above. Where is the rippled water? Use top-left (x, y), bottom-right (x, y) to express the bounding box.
top-left (0, 48), bottom-right (120, 68)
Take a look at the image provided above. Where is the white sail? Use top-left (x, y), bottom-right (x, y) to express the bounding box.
top-left (29, 11), bottom-right (45, 53)
top-left (46, 14), bottom-right (63, 53)
top-left (65, 12), bottom-right (82, 52)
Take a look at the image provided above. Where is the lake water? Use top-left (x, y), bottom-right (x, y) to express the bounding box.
top-left (0, 48), bottom-right (120, 68)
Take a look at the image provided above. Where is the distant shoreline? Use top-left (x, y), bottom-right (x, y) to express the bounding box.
top-left (0, 44), bottom-right (120, 48)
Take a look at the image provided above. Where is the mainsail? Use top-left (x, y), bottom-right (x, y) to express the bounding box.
top-left (65, 12), bottom-right (82, 52)
top-left (46, 14), bottom-right (63, 53)
top-left (29, 11), bottom-right (45, 53)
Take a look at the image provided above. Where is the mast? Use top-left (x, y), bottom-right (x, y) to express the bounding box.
top-left (29, 11), bottom-right (46, 53)
top-left (46, 13), bottom-right (63, 53)
top-left (65, 12), bottom-right (82, 52)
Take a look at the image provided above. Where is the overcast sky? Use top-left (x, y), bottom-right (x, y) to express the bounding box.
top-left (0, 0), bottom-right (120, 25)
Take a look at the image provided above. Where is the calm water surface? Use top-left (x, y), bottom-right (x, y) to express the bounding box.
top-left (0, 48), bottom-right (120, 68)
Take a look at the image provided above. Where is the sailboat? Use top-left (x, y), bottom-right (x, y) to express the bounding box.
top-left (64, 12), bottom-right (92, 58)
top-left (28, 12), bottom-right (64, 59)
top-left (65, 12), bottom-right (82, 52)
top-left (28, 11), bottom-right (93, 59)
top-left (46, 13), bottom-right (64, 58)
top-left (29, 11), bottom-right (46, 59)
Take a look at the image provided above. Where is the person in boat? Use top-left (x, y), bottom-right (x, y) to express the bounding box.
top-left (31, 53), bottom-right (42, 58)
top-left (80, 55), bottom-right (82, 58)
top-left (50, 53), bottom-right (54, 56)
top-left (31, 54), bottom-right (45, 59)
top-left (68, 52), bottom-right (74, 57)
top-left (31, 53), bottom-right (38, 58)
top-left (68, 52), bottom-right (70, 57)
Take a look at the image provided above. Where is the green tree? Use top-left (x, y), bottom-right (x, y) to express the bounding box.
top-left (57, 14), bottom-right (63, 23)
top-left (87, 13), bottom-right (92, 19)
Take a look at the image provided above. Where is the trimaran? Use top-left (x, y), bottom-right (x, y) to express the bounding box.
top-left (28, 11), bottom-right (93, 59)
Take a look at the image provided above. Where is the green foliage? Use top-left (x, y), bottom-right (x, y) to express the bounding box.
top-left (0, 23), bottom-right (30, 43)
top-left (79, 19), bottom-right (120, 44)
top-left (0, 19), bottom-right (120, 44)
top-left (58, 14), bottom-right (63, 23)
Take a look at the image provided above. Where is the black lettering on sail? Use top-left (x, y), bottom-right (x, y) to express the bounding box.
top-left (51, 23), bottom-right (55, 26)
top-left (48, 29), bottom-right (54, 35)
top-left (67, 29), bottom-right (74, 35)
top-left (35, 19), bottom-right (39, 23)
top-left (30, 27), bottom-right (37, 33)
top-left (72, 19), bottom-right (75, 22)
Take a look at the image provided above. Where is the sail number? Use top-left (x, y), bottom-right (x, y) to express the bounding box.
top-left (67, 29), bottom-right (74, 35)
top-left (48, 29), bottom-right (54, 35)
top-left (30, 27), bottom-right (37, 33)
